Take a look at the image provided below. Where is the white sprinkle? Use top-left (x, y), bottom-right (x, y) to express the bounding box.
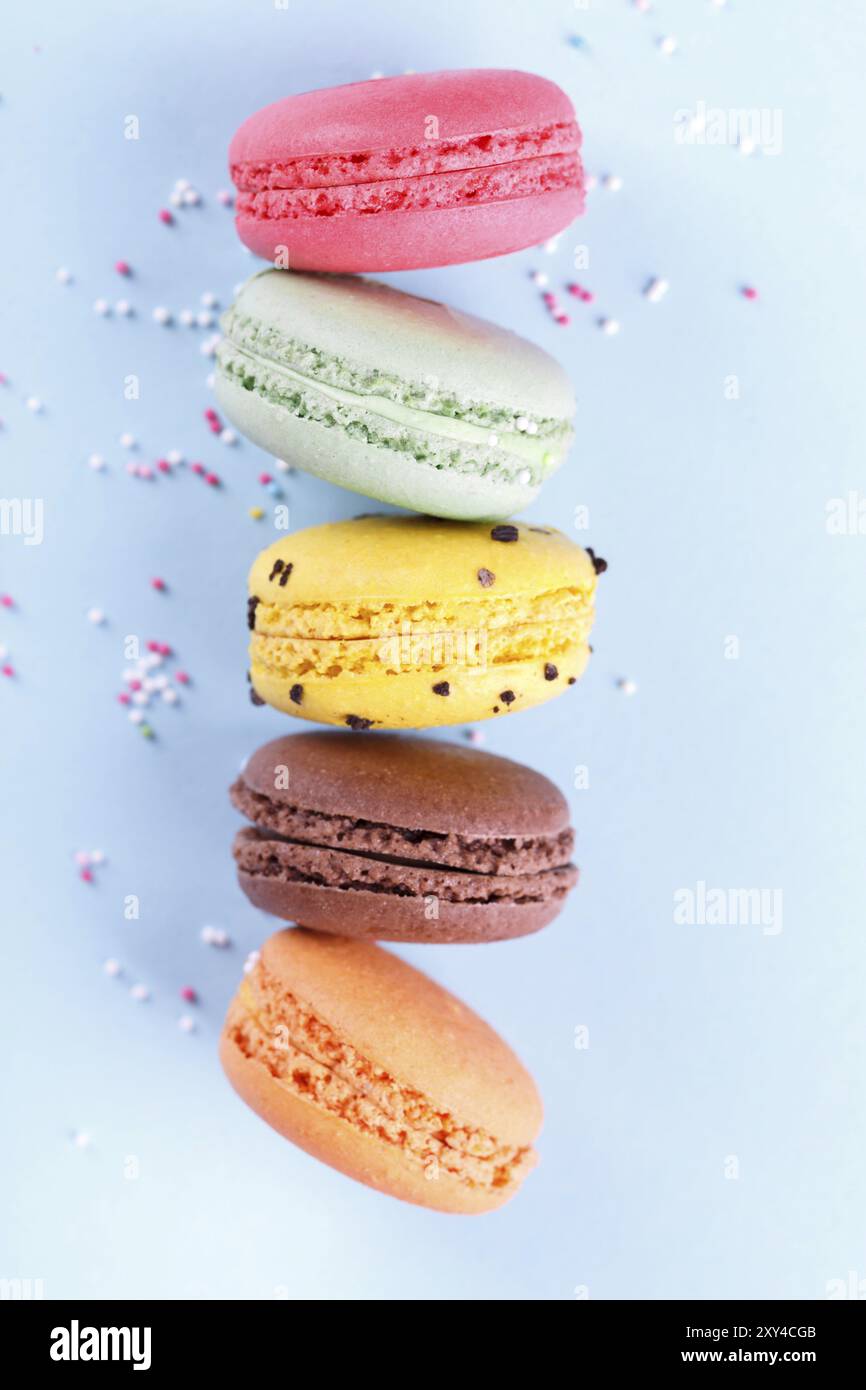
top-left (274, 457), bottom-right (292, 472)
top-left (584, 172), bottom-right (598, 191)
top-left (174, 177), bottom-right (191, 192)
top-left (130, 983), bottom-right (150, 1002)
top-left (128, 709), bottom-right (144, 725)
top-left (87, 607), bottom-right (105, 625)
top-left (142, 677), bottom-right (159, 693)
top-left (103, 958), bottom-right (122, 977)
top-left (75, 850), bottom-right (91, 866)
top-left (162, 687), bottom-right (179, 704)
top-left (600, 317), bottom-right (621, 335)
top-left (525, 420), bottom-right (538, 435)
top-left (603, 173), bottom-right (623, 192)
top-left (179, 308), bottom-right (195, 326)
top-left (517, 469), bottom-right (531, 486)
top-left (169, 191), bottom-right (184, 207)
top-left (196, 310), bottom-right (214, 328)
top-left (90, 850), bottom-right (105, 864)
top-left (487, 433), bottom-right (499, 447)
top-left (88, 453), bottom-right (106, 471)
top-left (205, 371), bottom-right (216, 389)
top-left (0, 645), bottom-right (7, 661)
top-left (56, 267), bottom-right (73, 285)
top-left (530, 270), bottom-right (549, 287)
top-left (543, 236), bottom-right (560, 254)
top-left (220, 427), bottom-right (237, 445)
top-left (200, 291), bottom-right (218, 308)
top-left (72, 1131), bottom-right (92, 1150)
top-left (152, 306), bottom-right (172, 325)
top-left (515, 416), bottom-right (529, 432)
top-left (166, 449), bottom-right (183, 465)
top-left (93, 298), bottom-right (111, 316)
top-left (150, 673), bottom-right (168, 690)
top-left (216, 189), bottom-right (233, 206)
top-left (131, 691), bottom-right (149, 707)
top-left (178, 1015), bottom-right (196, 1033)
top-left (658, 35), bottom-right (678, 56)
top-left (201, 925), bottom-right (230, 948)
top-left (243, 950), bottom-right (261, 975)
top-left (644, 277), bottom-right (669, 303)
top-left (200, 335), bottom-right (220, 358)
top-left (26, 396), bottom-right (43, 413)
top-left (618, 677), bottom-right (638, 696)
top-left (115, 299), bottom-right (133, 316)
top-left (119, 432), bottom-right (136, 449)
top-left (183, 188), bottom-right (201, 206)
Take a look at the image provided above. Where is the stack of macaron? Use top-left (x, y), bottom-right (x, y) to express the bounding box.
top-left (217, 69), bottom-right (605, 1212)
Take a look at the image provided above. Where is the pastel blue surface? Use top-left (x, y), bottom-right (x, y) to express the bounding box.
top-left (2, 0), bottom-right (864, 1301)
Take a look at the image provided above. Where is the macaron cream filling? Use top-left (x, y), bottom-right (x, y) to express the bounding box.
top-left (230, 777), bottom-right (575, 874)
top-left (232, 120), bottom-right (581, 191)
top-left (229, 966), bottom-right (536, 1193)
top-left (217, 315), bottom-right (570, 483)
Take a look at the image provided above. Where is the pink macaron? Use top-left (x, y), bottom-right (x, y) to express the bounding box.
top-left (229, 69), bottom-right (586, 272)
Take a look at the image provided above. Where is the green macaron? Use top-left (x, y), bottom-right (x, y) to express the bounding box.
top-left (215, 270), bottom-right (575, 520)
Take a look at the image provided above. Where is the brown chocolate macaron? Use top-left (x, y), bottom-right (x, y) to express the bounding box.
top-left (220, 927), bottom-right (543, 1212)
top-left (230, 732), bottom-right (578, 943)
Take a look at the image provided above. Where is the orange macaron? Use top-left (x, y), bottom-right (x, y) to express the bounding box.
top-left (220, 927), bottom-right (543, 1213)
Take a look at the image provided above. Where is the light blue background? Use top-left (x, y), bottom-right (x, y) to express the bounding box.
top-left (2, 0), bottom-right (864, 1301)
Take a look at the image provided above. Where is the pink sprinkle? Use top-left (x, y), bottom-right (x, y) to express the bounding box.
top-left (566, 282), bottom-right (581, 296)
top-left (204, 408), bottom-right (219, 423)
top-left (555, 314), bottom-right (571, 326)
top-left (80, 867), bottom-right (94, 883)
top-left (258, 473), bottom-right (273, 485)
top-left (128, 677), bottom-right (142, 689)
top-left (151, 577), bottom-right (167, 592)
top-left (175, 670), bottom-right (190, 685)
top-left (1, 594), bottom-right (14, 608)
top-left (145, 640), bottom-right (159, 652)
top-left (208, 420), bottom-right (222, 434)
top-left (115, 260), bottom-right (132, 276)
top-left (205, 472), bottom-right (220, 487)
top-left (542, 292), bottom-right (556, 305)
top-left (1, 665), bottom-right (14, 678)
top-left (191, 461), bottom-right (205, 475)
top-left (75, 850), bottom-right (91, 865)
top-left (157, 459), bottom-right (171, 473)
top-left (138, 465), bottom-right (155, 480)
top-left (180, 986), bottom-right (197, 1003)
top-left (0, 372), bottom-right (7, 385)
top-left (742, 285), bottom-right (759, 300)
top-left (117, 692), bottom-right (131, 705)
top-left (159, 209), bottom-right (174, 225)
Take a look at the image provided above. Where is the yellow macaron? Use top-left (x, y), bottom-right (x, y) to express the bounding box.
top-left (247, 515), bottom-right (600, 729)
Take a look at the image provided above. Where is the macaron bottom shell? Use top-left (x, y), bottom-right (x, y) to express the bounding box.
top-left (215, 370), bottom-right (541, 521)
top-left (248, 640), bottom-right (591, 728)
top-left (234, 852), bottom-right (576, 945)
top-left (220, 1011), bottom-right (522, 1214)
top-left (234, 187), bottom-right (584, 273)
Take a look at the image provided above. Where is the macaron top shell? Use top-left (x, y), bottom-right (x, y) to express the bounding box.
top-left (240, 731), bottom-right (570, 839)
top-left (221, 269), bottom-right (575, 426)
top-left (230, 68), bottom-right (578, 176)
top-left (249, 515), bottom-right (595, 609)
top-left (257, 928), bottom-right (543, 1149)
